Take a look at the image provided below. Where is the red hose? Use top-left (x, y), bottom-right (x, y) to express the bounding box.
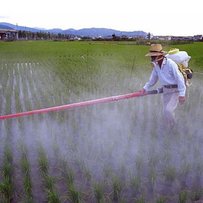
top-left (0, 91), bottom-right (146, 120)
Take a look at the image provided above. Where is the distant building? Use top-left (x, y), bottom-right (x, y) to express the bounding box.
top-left (0, 25), bottom-right (18, 40)
top-left (171, 36), bottom-right (193, 41)
top-left (152, 35), bottom-right (172, 41)
top-left (193, 35), bottom-right (203, 41)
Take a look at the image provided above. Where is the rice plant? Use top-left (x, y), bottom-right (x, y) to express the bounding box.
top-left (130, 175), bottom-right (141, 196)
top-left (111, 176), bottom-right (123, 202)
top-left (67, 183), bottom-right (81, 203)
top-left (47, 189), bottom-right (60, 203)
top-left (163, 165), bottom-right (177, 183)
top-left (23, 175), bottom-right (33, 202)
top-left (148, 167), bottom-right (157, 193)
top-left (135, 196), bottom-right (145, 203)
top-left (38, 145), bottom-right (60, 202)
top-left (60, 159), bottom-right (75, 187)
top-left (20, 144), bottom-right (33, 200)
top-left (190, 189), bottom-right (203, 202)
top-left (156, 196), bottom-right (166, 203)
top-left (93, 182), bottom-right (105, 203)
top-left (38, 145), bottom-right (49, 175)
top-left (178, 190), bottom-right (188, 203)
top-left (43, 175), bottom-right (55, 192)
top-left (0, 176), bottom-right (13, 202)
top-left (0, 145), bottom-right (13, 202)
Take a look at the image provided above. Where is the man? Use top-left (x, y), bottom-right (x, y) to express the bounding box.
top-left (141, 44), bottom-right (186, 128)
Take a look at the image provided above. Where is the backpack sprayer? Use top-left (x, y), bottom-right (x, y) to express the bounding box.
top-left (166, 49), bottom-right (193, 86)
top-left (0, 89), bottom-right (162, 120)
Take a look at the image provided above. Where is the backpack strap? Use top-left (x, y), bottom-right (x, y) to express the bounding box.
top-left (177, 64), bottom-right (193, 87)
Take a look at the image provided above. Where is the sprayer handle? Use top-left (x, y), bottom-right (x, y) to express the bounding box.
top-left (147, 87), bottom-right (163, 95)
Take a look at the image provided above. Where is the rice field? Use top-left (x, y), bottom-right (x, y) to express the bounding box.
top-left (0, 41), bottom-right (203, 203)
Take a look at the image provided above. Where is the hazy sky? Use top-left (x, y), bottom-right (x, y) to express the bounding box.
top-left (1, 0), bottom-right (202, 36)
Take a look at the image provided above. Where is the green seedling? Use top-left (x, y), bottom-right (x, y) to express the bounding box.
top-left (112, 177), bottom-right (122, 202)
top-left (38, 147), bottom-right (49, 174)
top-left (130, 175), bottom-right (141, 194)
top-left (178, 190), bottom-right (188, 203)
top-left (93, 182), bottom-right (104, 203)
top-left (190, 189), bottom-right (203, 201)
top-left (148, 167), bottom-right (157, 191)
top-left (67, 183), bottom-right (81, 203)
top-left (47, 189), bottom-right (60, 203)
top-left (0, 176), bottom-right (13, 201)
top-left (156, 196), bottom-right (166, 203)
top-left (163, 166), bottom-right (176, 182)
top-left (43, 175), bottom-right (55, 192)
top-left (61, 163), bottom-right (75, 186)
top-left (23, 174), bottom-right (32, 197)
top-left (136, 196), bottom-right (145, 203)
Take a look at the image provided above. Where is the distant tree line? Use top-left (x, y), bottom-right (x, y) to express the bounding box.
top-left (18, 30), bottom-right (73, 40)
top-left (12, 30), bottom-right (203, 45)
top-left (17, 30), bottom-right (147, 41)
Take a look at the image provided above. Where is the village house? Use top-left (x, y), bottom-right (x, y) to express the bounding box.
top-left (0, 25), bottom-right (18, 40)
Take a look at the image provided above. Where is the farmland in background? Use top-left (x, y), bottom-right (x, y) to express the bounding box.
top-left (0, 41), bottom-right (203, 202)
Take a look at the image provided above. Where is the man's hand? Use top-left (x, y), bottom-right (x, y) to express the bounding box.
top-left (139, 89), bottom-right (146, 95)
top-left (179, 96), bottom-right (186, 104)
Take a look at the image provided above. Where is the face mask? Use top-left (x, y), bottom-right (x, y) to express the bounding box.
top-left (151, 61), bottom-right (157, 67)
top-left (151, 56), bottom-right (157, 63)
top-left (151, 56), bottom-right (164, 66)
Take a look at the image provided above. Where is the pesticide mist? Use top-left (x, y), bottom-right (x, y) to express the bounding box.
top-left (0, 50), bottom-right (203, 202)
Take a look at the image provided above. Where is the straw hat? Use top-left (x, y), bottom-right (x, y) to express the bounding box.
top-left (145, 44), bottom-right (166, 56)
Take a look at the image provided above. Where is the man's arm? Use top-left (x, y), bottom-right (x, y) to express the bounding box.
top-left (143, 68), bottom-right (158, 91)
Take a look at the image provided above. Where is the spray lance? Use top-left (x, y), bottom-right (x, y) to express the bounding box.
top-left (0, 88), bottom-right (163, 120)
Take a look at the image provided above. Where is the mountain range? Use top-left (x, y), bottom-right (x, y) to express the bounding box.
top-left (0, 22), bottom-right (147, 38)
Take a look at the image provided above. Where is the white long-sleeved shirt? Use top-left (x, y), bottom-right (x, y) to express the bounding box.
top-left (143, 58), bottom-right (186, 96)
